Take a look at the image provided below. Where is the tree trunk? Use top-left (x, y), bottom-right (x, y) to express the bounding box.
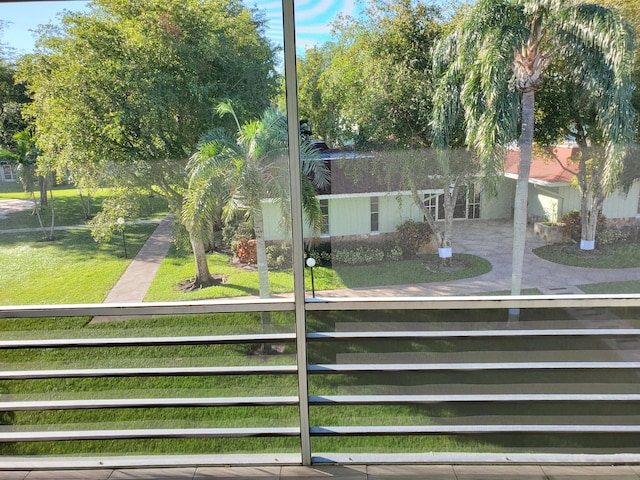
top-left (580, 194), bottom-right (603, 251)
top-left (189, 232), bottom-right (213, 288)
top-left (38, 175), bottom-right (47, 206)
top-left (411, 188), bottom-right (443, 249)
top-left (253, 202), bottom-right (270, 299)
top-left (511, 90), bottom-right (535, 300)
top-left (253, 202), bottom-right (271, 336)
top-left (439, 188), bottom-right (455, 263)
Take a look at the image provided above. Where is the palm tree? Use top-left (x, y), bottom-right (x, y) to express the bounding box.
top-left (432, 0), bottom-right (635, 299)
top-left (185, 104), bottom-right (329, 298)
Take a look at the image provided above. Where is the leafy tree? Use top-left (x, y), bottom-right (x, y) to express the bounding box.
top-left (432, 0), bottom-right (636, 298)
top-left (186, 104), bottom-right (329, 297)
top-left (0, 129), bottom-right (56, 239)
top-left (298, 0), bottom-right (476, 259)
top-left (17, 0), bottom-right (279, 282)
top-left (299, 0), bottom-right (443, 148)
top-left (535, 66), bottom-right (636, 249)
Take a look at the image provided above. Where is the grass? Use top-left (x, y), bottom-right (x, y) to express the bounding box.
top-left (145, 251), bottom-right (492, 301)
top-left (0, 185), bottom-right (167, 230)
top-left (533, 242), bottom-right (640, 268)
top-left (578, 280), bottom-right (640, 294)
top-left (3, 307), bottom-right (640, 456)
top-left (0, 225), bottom-right (156, 305)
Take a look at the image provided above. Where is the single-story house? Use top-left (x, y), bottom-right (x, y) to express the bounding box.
top-left (261, 145), bottom-right (640, 242)
top-left (504, 146), bottom-right (640, 223)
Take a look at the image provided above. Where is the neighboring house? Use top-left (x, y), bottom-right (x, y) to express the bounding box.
top-left (262, 149), bottom-right (513, 242)
top-left (262, 145), bottom-right (640, 243)
top-left (0, 161), bottom-right (17, 182)
top-left (504, 145), bottom-right (640, 223)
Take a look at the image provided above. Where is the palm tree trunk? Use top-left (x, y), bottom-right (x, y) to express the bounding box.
top-left (511, 90), bottom-right (535, 300)
top-left (253, 202), bottom-right (271, 337)
top-left (253, 202), bottom-right (270, 299)
top-left (189, 232), bottom-right (213, 288)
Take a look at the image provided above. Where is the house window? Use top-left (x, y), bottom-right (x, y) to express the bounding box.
top-left (1, 162), bottom-right (16, 182)
top-left (467, 183), bottom-right (481, 219)
top-left (370, 196), bottom-right (379, 233)
top-left (423, 193), bottom-right (438, 220)
top-left (320, 198), bottom-right (329, 236)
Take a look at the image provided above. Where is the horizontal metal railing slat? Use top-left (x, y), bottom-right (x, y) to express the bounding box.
top-left (307, 329), bottom-right (640, 340)
top-left (308, 362), bottom-right (640, 373)
top-left (0, 427), bottom-right (301, 442)
top-left (310, 425), bottom-right (640, 435)
top-left (0, 298), bottom-right (295, 319)
top-left (308, 394), bottom-right (640, 404)
top-left (0, 333), bottom-right (296, 349)
top-left (0, 396), bottom-right (300, 411)
top-left (0, 365), bottom-right (297, 380)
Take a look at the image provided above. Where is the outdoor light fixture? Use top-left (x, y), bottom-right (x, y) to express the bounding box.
top-left (117, 217), bottom-right (128, 259)
top-left (306, 257), bottom-right (316, 297)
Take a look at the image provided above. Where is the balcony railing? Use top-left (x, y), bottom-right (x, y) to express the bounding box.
top-left (2, 295), bottom-right (640, 469)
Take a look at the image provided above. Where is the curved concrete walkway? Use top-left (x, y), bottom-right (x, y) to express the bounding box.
top-left (318, 219), bottom-right (640, 298)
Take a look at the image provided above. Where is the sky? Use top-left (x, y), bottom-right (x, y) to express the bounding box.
top-left (0, 0), bottom-right (358, 56)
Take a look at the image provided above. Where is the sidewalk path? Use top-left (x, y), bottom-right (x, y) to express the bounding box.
top-left (103, 215), bottom-right (174, 303)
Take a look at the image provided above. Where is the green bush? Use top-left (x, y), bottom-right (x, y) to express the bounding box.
top-left (332, 246), bottom-right (385, 265)
top-left (560, 210), bottom-right (608, 243)
top-left (387, 245), bottom-right (403, 261)
top-left (266, 243), bottom-right (292, 269)
top-left (395, 220), bottom-right (432, 257)
top-left (307, 249), bottom-right (332, 265)
top-left (596, 228), bottom-right (628, 246)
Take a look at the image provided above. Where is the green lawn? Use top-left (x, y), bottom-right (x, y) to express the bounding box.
top-left (533, 242), bottom-right (640, 268)
top-left (0, 185), bottom-right (167, 230)
top-left (145, 250), bottom-right (492, 301)
top-left (2, 307), bottom-right (638, 456)
top-left (0, 225), bottom-right (156, 305)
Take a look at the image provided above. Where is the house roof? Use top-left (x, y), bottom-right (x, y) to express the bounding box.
top-left (314, 145), bottom-right (579, 196)
top-left (504, 146), bottom-right (578, 186)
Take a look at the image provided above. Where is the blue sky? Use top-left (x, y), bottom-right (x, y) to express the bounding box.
top-left (0, 0), bottom-right (358, 56)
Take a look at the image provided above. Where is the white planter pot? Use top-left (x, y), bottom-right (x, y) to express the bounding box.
top-left (580, 239), bottom-right (595, 250)
top-left (438, 247), bottom-right (452, 259)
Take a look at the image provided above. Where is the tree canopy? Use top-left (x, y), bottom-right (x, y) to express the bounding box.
top-left (298, 0), bottom-right (444, 148)
top-left (18, 0), bottom-right (279, 187)
top-left (432, 0), bottom-right (636, 298)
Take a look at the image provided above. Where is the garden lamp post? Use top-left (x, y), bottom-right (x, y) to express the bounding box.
top-left (306, 257), bottom-right (316, 298)
top-left (117, 217), bottom-right (128, 259)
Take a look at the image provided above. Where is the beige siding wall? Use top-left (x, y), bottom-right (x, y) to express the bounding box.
top-left (602, 182), bottom-right (639, 218)
top-left (262, 201), bottom-right (288, 241)
top-left (528, 185), bottom-right (563, 222)
top-left (326, 196), bottom-right (370, 236)
top-left (380, 194), bottom-right (419, 232)
top-left (480, 177), bottom-right (515, 220)
top-left (558, 181), bottom-right (640, 219)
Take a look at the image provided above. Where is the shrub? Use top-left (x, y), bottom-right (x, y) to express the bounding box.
top-left (560, 210), bottom-right (607, 242)
top-left (596, 228), bottom-right (628, 246)
top-left (307, 249), bottom-right (332, 265)
top-left (395, 220), bottom-right (432, 257)
top-left (236, 239), bottom-right (257, 264)
top-left (266, 243), bottom-right (292, 269)
top-left (332, 246), bottom-right (385, 265)
top-left (386, 245), bottom-right (403, 261)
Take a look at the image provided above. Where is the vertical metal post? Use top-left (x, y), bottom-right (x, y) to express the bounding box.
top-left (281, 0), bottom-right (312, 466)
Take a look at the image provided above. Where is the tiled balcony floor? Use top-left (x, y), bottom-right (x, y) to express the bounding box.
top-left (2, 465), bottom-right (640, 480)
